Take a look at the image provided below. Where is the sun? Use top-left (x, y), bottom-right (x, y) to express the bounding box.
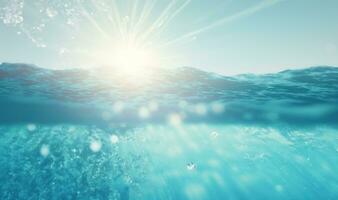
top-left (94, 40), bottom-right (159, 85)
top-left (113, 42), bottom-right (154, 69)
top-left (96, 41), bottom-right (157, 68)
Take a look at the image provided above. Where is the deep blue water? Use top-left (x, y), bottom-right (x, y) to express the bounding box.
top-left (0, 63), bottom-right (338, 199)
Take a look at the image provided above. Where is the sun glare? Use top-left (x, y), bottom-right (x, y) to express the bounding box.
top-left (94, 41), bottom-right (159, 85)
top-left (113, 43), bottom-right (154, 69)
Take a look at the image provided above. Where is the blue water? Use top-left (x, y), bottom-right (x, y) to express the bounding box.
top-left (0, 63), bottom-right (338, 199)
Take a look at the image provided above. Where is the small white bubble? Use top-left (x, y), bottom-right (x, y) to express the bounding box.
top-left (27, 124), bottom-right (37, 132)
top-left (90, 140), bottom-right (102, 152)
top-left (168, 113), bottom-right (182, 127)
top-left (195, 103), bottom-right (207, 115)
top-left (211, 102), bottom-right (224, 114)
top-left (67, 19), bottom-right (74, 26)
top-left (40, 145), bottom-right (49, 157)
top-left (110, 134), bottom-right (119, 144)
top-left (46, 8), bottom-right (58, 18)
top-left (210, 131), bottom-right (219, 139)
top-left (123, 175), bottom-right (133, 185)
top-left (112, 101), bottom-right (124, 113)
top-left (148, 101), bottom-right (158, 112)
top-left (68, 126), bottom-right (76, 132)
top-left (275, 184), bottom-right (284, 192)
top-left (37, 43), bottom-right (47, 48)
top-left (186, 162), bottom-right (197, 171)
top-left (138, 107), bottom-right (150, 119)
top-left (58, 48), bottom-right (68, 55)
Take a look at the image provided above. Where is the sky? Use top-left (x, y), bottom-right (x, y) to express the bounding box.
top-left (0, 0), bottom-right (337, 75)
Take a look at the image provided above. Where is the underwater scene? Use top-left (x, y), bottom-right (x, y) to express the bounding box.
top-left (1, 0), bottom-right (338, 199)
top-left (0, 63), bottom-right (337, 199)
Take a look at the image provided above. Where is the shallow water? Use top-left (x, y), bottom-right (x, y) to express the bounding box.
top-left (0, 63), bottom-right (338, 199)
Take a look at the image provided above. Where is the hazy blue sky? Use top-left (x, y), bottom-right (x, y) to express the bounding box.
top-left (0, 0), bottom-right (337, 75)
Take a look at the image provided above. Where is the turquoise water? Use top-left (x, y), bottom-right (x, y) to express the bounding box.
top-left (1, 125), bottom-right (337, 199)
top-left (0, 63), bottom-right (338, 199)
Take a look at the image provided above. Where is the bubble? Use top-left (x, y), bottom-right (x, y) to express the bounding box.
top-left (37, 43), bottom-right (47, 48)
top-left (27, 124), bottom-right (37, 132)
top-left (66, 19), bottom-right (75, 26)
top-left (195, 103), bottom-right (207, 115)
top-left (46, 8), bottom-right (58, 18)
top-left (123, 175), bottom-right (133, 185)
top-left (90, 140), bottom-right (102, 152)
top-left (275, 184), bottom-right (284, 192)
top-left (68, 126), bottom-right (76, 132)
top-left (211, 102), bottom-right (224, 113)
top-left (210, 131), bottom-right (219, 139)
top-left (110, 134), bottom-right (119, 144)
top-left (58, 48), bottom-right (68, 55)
top-left (112, 101), bottom-right (124, 113)
top-left (138, 107), bottom-right (150, 119)
top-left (40, 145), bottom-right (49, 157)
top-left (1, 0), bottom-right (24, 26)
top-left (186, 162), bottom-right (196, 171)
top-left (168, 113), bottom-right (182, 127)
top-left (148, 101), bottom-right (158, 112)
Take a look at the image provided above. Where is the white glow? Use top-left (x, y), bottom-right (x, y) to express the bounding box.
top-left (27, 123), bottom-right (37, 132)
top-left (110, 134), bottom-right (119, 144)
top-left (148, 100), bottom-right (159, 112)
top-left (195, 103), bottom-right (207, 115)
top-left (186, 162), bottom-right (197, 171)
top-left (95, 41), bottom-right (158, 85)
top-left (90, 140), bottom-right (102, 152)
top-left (40, 144), bottom-right (49, 157)
top-left (112, 101), bottom-right (124, 113)
top-left (168, 113), bottom-right (182, 127)
top-left (210, 102), bottom-right (224, 114)
top-left (113, 43), bottom-right (154, 69)
top-left (139, 107), bottom-right (150, 119)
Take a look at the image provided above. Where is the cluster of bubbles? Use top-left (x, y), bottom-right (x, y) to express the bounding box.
top-left (27, 123), bottom-right (120, 156)
top-left (0, 0), bottom-right (24, 25)
top-left (101, 100), bottom-right (225, 127)
top-left (0, 0), bottom-right (83, 50)
top-left (89, 134), bottom-right (119, 153)
top-left (14, 116), bottom-right (338, 199)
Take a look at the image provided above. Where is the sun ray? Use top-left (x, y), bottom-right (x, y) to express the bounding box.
top-left (109, 0), bottom-right (126, 41)
top-left (77, 2), bottom-right (112, 40)
top-left (162, 0), bottom-right (284, 47)
top-left (132, 0), bottom-right (157, 41)
top-left (152, 0), bottom-right (192, 41)
top-left (139, 0), bottom-right (178, 42)
top-left (128, 0), bottom-right (139, 41)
